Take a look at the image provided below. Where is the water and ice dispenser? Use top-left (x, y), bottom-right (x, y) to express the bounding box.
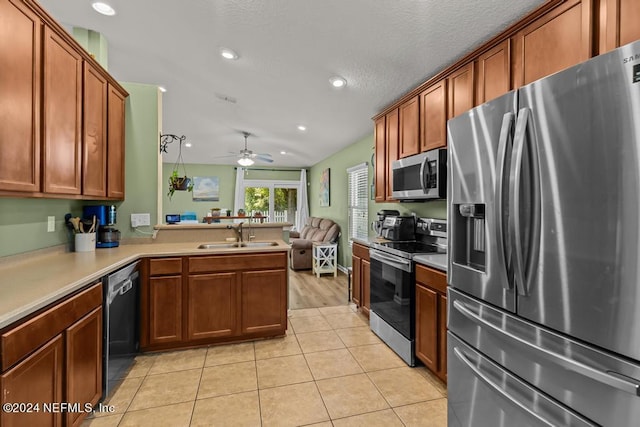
top-left (452, 203), bottom-right (486, 271)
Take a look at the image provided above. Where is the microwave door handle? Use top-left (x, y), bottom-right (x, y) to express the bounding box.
top-left (495, 112), bottom-right (515, 290)
top-left (419, 156), bottom-right (430, 194)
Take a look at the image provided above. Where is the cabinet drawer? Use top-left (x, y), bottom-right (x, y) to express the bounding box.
top-left (189, 252), bottom-right (287, 274)
top-left (416, 264), bottom-right (447, 294)
top-left (352, 243), bottom-right (370, 260)
top-left (1, 282), bottom-right (102, 371)
top-left (149, 257), bottom-right (183, 276)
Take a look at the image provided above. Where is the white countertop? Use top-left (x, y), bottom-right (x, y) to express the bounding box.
top-left (0, 240), bottom-right (290, 330)
top-left (413, 253), bottom-right (448, 272)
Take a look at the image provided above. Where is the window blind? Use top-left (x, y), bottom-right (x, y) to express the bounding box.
top-left (347, 163), bottom-right (368, 242)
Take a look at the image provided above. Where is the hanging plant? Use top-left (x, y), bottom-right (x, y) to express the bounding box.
top-left (161, 134), bottom-right (194, 200)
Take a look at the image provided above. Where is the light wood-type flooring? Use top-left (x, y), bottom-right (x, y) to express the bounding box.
top-left (288, 268), bottom-right (350, 310)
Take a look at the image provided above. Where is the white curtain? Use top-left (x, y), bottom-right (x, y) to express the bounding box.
top-left (296, 169), bottom-right (309, 231)
top-left (233, 168), bottom-right (245, 222)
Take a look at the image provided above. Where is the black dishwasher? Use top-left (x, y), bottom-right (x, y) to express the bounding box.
top-left (103, 261), bottom-right (140, 398)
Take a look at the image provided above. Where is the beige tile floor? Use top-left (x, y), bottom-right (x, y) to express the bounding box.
top-left (83, 304), bottom-right (447, 427)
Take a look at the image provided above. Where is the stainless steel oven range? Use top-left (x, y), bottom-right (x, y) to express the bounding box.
top-left (369, 217), bottom-right (446, 366)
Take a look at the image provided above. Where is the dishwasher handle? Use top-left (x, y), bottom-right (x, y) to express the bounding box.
top-left (107, 270), bottom-right (139, 305)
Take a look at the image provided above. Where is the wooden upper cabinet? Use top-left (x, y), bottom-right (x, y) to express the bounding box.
top-left (0, 0), bottom-right (41, 192)
top-left (601, 0), bottom-right (640, 53)
top-left (513, 0), bottom-right (593, 87)
top-left (419, 80), bottom-right (447, 151)
top-left (399, 96), bottom-right (420, 158)
top-left (448, 62), bottom-right (475, 119)
top-left (42, 25), bottom-right (83, 195)
top-left (83, 62), bottom-right (108, 197)
top-left (476, 40), bottom-right (511, 105)
top-left (107, 84), bottom-right (126, 199)
top-left (374, 116), bottom-right (386, 202)
top-left (385, 108), bottom-right (399, 201)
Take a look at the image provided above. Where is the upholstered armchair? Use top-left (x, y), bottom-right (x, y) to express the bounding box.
top-left (289, 217), bottom-right (341, 270)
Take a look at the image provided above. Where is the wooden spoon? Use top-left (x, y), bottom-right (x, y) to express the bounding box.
top-left (70, 217), bottom-right (81, 233)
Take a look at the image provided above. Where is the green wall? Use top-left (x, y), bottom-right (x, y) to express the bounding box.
top-left (0, 82), bottom-right (159, 257)
top-left (309, 133), bottom-right (446, 267)
top-left (161, 164), bottom-right (303, 220)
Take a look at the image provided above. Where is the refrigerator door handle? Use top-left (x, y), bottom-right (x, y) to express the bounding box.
top-left (453, 300), bottom-right (640, 396)
top-left (509, 108), bottom-right (541, 296)
top-left (453, 346), bottom-right (558, 427)
top-left (495, 112), bottom-right (515, 289)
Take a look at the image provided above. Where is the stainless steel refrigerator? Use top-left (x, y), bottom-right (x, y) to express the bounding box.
top-left (447, 39), bottom-right (640, 427)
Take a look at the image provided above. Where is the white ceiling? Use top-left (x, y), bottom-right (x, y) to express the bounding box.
top-left (38, 0), bottom-right (544, 167)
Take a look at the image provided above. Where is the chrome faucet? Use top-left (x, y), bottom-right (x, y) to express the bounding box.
top-left (227, 222), bottom-right (244, 242)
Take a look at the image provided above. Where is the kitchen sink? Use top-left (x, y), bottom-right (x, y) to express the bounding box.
top-left (240, 241), bottom-right (279, 247)
top-left (197, 242), bottom-right (241, 249)
top-left (197, 241), bottom-right (279, 249)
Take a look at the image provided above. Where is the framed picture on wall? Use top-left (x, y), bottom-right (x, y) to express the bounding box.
top-left (320, 168), bottom-right (330, 206)
top-left (192, 176), bottom-right (220, 201)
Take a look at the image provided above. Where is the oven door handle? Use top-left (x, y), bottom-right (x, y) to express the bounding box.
top-left (370, 250), bottom-right (412, 273)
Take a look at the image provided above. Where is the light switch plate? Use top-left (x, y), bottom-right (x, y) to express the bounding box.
top-left (131, 213), bottom-right (151, 227)
top-left (47, 216), bottom-right (55, 232)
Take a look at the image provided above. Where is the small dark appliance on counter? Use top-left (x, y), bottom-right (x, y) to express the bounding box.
top-left (372, 209), bottom-right (400, 237)
top-left (83, 205), bottom-right (121, 248)
top-left (380, 215), bottom-right (416, 241)
top-left (166, 214), bottom-right (181, 224)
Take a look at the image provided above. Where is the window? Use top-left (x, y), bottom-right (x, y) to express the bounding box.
top-left (347, 163), bottom-right (368, 242)
top-left (242, 180), bottom-right (299, 228)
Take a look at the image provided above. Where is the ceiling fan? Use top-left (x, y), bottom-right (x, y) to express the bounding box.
top-left (214, 132), bottom-right (273, 166)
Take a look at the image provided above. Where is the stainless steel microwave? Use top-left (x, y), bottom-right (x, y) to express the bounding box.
top-left (391, 148), bottom-right (447, 200)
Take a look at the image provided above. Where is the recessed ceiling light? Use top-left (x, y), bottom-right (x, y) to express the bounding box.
top-left (92, 2), bottom-right (115, 16)
top-left (297, 125), bottom-right (307, 131)
top-left (158, 86), bottom-right (167, 93)
top-left (220, 48), bottom-right (239, 60)
top-left (280, 151), bottom-right (287, 155)
top-left (329, 76), bottom-right (347, 88)
top-left (184, 142), bottom-right (192, 148)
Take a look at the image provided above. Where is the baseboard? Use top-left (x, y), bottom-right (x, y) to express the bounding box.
top-left (337, 264), bottom-right (347, 274)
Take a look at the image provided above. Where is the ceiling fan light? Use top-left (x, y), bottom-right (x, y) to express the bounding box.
top-left (237, 157), bottom-right (254, 166)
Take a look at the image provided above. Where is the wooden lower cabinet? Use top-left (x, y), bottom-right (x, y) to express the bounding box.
top-left (65, 307), bottom-right (102, 427)
top-left (242, 270), bottom-right (287, 335)
top-left (0, 335), bottom-right (64, 427)
top-left (351, 243), bottom-right (370, 316)
top-left (144, 252), bottom-right (288, 351)
top-left (415, 265), bottom-right (447, 383)
top-left (188, 273), bottom-right (239, 340)
top-left (149, 275), bottom-right (183, 345)
top-left (1, 282), bottom-right (102, 427)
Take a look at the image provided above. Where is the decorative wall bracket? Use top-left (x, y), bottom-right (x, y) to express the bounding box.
top-left (159, 134), bottom-right (186, 153)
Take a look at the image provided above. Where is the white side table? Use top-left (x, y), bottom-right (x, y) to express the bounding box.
top-left (312, 242), bottom-right (338, 278)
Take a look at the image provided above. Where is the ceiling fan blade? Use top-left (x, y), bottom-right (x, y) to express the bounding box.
top-left (252, 152), bottom-right (272, 159)
top-left (255, 155), bottom-right (274, 163)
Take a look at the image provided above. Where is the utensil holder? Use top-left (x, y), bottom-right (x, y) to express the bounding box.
top-left (75, 233), bottom-right (96, 252)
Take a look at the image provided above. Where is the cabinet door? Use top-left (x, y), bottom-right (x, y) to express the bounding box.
top-left (437, 294), bottom-right (447, 383)
top-left (149, 276), bottom-right (183, 345)
top-left (83, 62), bottom-right (108, 197)
top-left (107, 84), bottom-right (126, 199)
top-left (188, 273), bottom-right (239, 340)
top-left (476, 40), bottom-right (511, 105)
top-left (415, 283), bottom-right (438, 372)
top-left (448, 63), bottom-right (475, 119)
top-left (419, 80), bottom-right (447, 151)
top-left (362, 259), bottom-right (370, 317)
top-left (42, 26), bottom-right (82, 195)
top-left (66, 307), bottom-right (102, 427)
top-left (374, 116), bottom-right (386, 202)
top-left (351, 255), bottom-right (362, 306)
top-left (241, 270), bottom-right (287, 335)
top-left (0, 0), bottom-right (41, 192)
top-left (513, 0), bottom-right (592, 87)
top-left (1, 334), bottom-right (63, 427)
top-left (385, 108), bottom-right (399, 201)
top-left (602, 0), bottom-right (640, 53)
top-left (399, 96), bottom-right (420, 158)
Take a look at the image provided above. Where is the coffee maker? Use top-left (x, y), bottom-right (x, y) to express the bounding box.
top-left (372, 210), bottom-right (400, 237)
top-left (83, 205), bottom-right (121, 248)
